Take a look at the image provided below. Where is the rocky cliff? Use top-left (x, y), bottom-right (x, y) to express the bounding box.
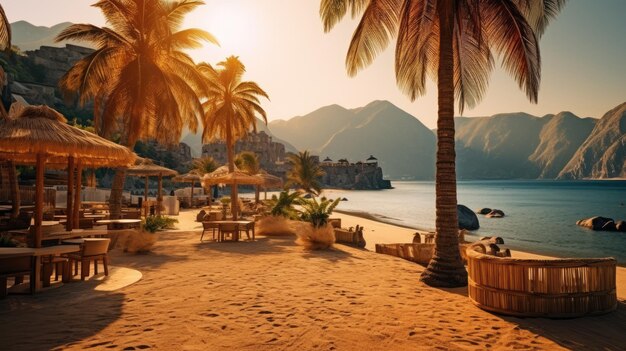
top-left (558, 102), bottom-right (626, 179)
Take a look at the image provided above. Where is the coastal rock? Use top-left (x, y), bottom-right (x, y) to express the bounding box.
top-left (477, 208), bottom-right (492, 215)
top-left (602, 221), bottom-right (617, 232)
top-left (616, 221), bottom-right (626, 232)
top-left (576, 216), bottom-right (615, 231)
top-left (486, 209), bottom-right (505, 218)
top-left (457, 205), bottom-right (480, 230)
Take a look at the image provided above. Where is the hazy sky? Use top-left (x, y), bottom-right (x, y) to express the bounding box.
top-left (4, 0), bottom-right (626, 128)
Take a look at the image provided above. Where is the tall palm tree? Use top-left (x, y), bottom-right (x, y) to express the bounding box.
top-left (286, 151), bottom-right (325, 196)
top-left (198, 56), bottom-right (269, 219)
top-left (235, 151), bottom-right (262, 203)
top-left (321, 0), bottom-right (565, 287)
top-left (56, 0), bottom-right (217, 218)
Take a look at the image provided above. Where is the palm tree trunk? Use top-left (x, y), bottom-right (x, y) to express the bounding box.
top-left (7, 160), bottom-right (20, 219)
top-left (226, 124), bottom-right (238, 220)
top-left (255, 185), bottom-right (260, 204)
top-left (109, 168), bottom-right (127, 219)
top-left (420, 0), bottom-right (467, 288)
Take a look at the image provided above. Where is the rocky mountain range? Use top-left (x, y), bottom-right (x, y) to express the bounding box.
top-left (10, 21), bottom-right (79, 51)
top-left (269, 101), bottom-right (625, 180)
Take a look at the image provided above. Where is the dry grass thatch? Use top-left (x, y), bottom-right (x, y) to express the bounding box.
top-left (256, 216), bottom-right (297, 236)
top-left (202, 165), bottom-right (264, 186)
top-left (295, 223), bottom-right (336, 250)
top-left (258, 171), bottom-right (283, 188)
top-left (173, 171), bottom-right (203, 183)
top-left (0, 105), bottom-right (136, 167)
top-left (127, 157), bottom-right (178, 177)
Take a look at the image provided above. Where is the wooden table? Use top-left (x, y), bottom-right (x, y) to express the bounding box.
top-left (0, 245), bottom-right (80, 293)
top-left (96, 219), bottom-right (141, 230)
top-left (211, 220), bottom-right (255, 242)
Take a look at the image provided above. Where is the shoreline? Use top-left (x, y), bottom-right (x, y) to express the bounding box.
top-left (334, 209), bottom-right (626, 270)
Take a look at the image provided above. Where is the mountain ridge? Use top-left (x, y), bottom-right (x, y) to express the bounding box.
top-left (270, 100), bottom-right (624, 180)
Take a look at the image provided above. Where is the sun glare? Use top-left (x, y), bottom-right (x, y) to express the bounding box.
top-left (191, 1), bottom-right (260, 58)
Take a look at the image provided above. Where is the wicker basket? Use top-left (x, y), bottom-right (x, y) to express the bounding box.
top-left (466, 248), bottom-right (617, 318)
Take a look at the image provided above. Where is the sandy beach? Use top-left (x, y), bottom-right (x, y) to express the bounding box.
top-left (1, 210), bottom-right (625, 351)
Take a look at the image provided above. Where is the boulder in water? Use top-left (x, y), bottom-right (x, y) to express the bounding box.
top-left (576, 216), bottom-right (615, 231)
top-left (602, 221), bottom-right (617, 232)
top-left (616, 221), bottom-right (626, 232)
top-left (477, 208), bottom-right (492, 215)
top-left (486, 209), bottom-right (505, 218)
top-left (458, 205), bottom-right (480, 230)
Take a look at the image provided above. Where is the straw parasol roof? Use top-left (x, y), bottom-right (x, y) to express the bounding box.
top-left (173, 171), bottom-right (203, 183)
top-left (257, 171), bottom-right (283, 188)
top-left (0, 105), bottom-right (136, 166)
top-left (127, 157), bottom-right (178, 177)
top-left (202, 167), bottom-right (264, 187)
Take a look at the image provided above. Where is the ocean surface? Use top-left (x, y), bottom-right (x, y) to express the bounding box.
top-left (320, 180), bottom-right (626, 264)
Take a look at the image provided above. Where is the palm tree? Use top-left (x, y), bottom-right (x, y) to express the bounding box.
top-left (192, 156), bottom-right (219, 176)
top-left (235, 151), bottom-right (262, 203)
top-left (321, 0), bottom-right (565, 287)
top-left (286, 151), bottom-right (325, 196)
top-left (56, 0), bottom-right (217, 218)
top-left (0, 4), bottom-right (10, 51)
top-left (198, 56), bottom-right (269, 219)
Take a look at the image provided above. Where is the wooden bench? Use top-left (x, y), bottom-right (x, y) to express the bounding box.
top-left (466, 242), bottom-right (617, 318)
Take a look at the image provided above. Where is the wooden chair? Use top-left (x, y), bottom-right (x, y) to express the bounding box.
top-left (218, 223), bottom-right (240, 242)
top-left (65, 238), bottom-right (111, 280)
top-left (201, 221), bottom-right (219, 242)
top-left (0, 256), bottom-right (33, 298)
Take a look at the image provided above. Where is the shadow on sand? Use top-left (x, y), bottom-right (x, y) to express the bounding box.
top-left (0, 287), bottom-right (125, 350)
top-left (504, 300), bottom-right (626, 350)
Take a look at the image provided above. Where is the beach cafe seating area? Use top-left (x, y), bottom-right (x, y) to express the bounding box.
top-left (198, 198), bottom-right (260, 243)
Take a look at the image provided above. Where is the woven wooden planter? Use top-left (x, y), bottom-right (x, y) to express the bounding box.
top-left (466, 248), bottom-right (617, 318)
top-left (334, 227), bottom-right (366, 248)
top-left (375, 243), bottom-right (471, 266)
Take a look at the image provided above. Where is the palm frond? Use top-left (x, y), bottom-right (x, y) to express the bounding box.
top-left (483, 0), bottom-right (541, 103)
top-left (346, 0), bottom-right (402, 76)
top-left (0, 4), bottom-right (11, 50)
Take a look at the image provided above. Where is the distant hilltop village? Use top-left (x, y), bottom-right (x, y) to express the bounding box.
top-left (202, 131), bottom-right (392, 190)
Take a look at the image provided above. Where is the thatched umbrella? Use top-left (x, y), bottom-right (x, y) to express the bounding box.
top-left (202, 166), bottom-right (264, 219)
top-left (0, 105), bottom-right (136, 247)
top-left (127, 158), bottom-right (178, 215)
top-left (257, 171), bottom-right (284, 200)
top-left (173, 172), bottom-right (203, 208)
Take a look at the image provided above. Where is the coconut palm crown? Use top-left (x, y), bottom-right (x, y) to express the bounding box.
top-left (56, 0), bottom-right (217, 146)
top-left (286, 151), bottom-right (325, 196)
top-left (321, 0), bottom-right (566, 287)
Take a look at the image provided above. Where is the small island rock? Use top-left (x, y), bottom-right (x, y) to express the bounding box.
top-left (486, 209), bottom-right (505, 218)
top-left (615, 221), bottom-right (626, 232)
top-left (477, 208), bottom-right (492, 215)
top-left (458, 205), bottom-right (480, 230)
top-left (576, 216), bottom-right (615, 231)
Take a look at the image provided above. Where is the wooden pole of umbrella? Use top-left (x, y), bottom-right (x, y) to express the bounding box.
top-left (66, 156), bottom-right (74, 231)
top-left (34, 153), bottom-right (46, 248)
top-left (73, 160), bottom-right (82, 230)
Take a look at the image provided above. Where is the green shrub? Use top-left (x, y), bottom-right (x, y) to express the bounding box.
top-left (268, 191), bottom-right (301, 219)
top-left (143, 215), bottom-right (179, 233)
top-left (297, 197), bottom-right (340, 228)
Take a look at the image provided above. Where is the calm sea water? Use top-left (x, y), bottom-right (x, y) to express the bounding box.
top-left (321, 181), bottom-right (626, 263)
